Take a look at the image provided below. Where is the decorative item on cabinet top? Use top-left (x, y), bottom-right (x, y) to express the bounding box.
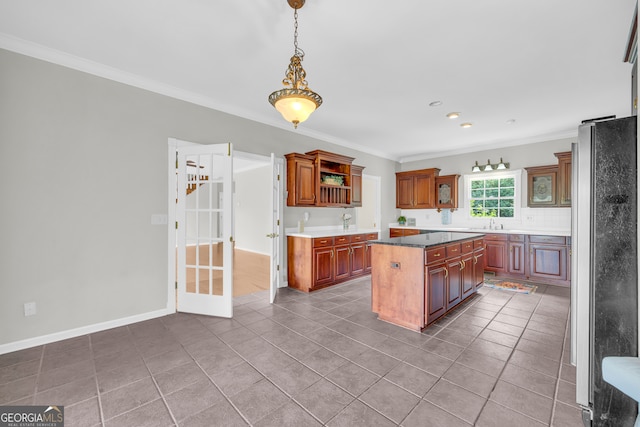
top-left (285, 149), bottom-right (364, 207)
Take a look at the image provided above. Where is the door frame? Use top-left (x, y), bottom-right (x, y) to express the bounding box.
top-left (167, 139), bottom-right (285, 313)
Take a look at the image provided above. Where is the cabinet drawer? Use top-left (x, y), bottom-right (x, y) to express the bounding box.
top-left (484, 233), bottom-right (508, 241)
top-left (313, 237), bottom-right (334, 247)
top-left (426, 247), bottom-right (445, 264)
top-left (389, 228), bottom-right (404, 238)
top-left (474, 238), bottom-right (485, 249)
top-left (529, 235), bottom-right (565, 245)
top-left (351, 234), bottom-right (367, 242)
top-left (446, 243), bottom-right (461, 257)
top-left (509, 234), bottom-right (525, 242)
top-left (334, 235), bottom-right (352, 245)
top-left (404, 229), bottom-right (421, 236)
top-left (366, 233), bottom-right (379, 240)
top-left (461, 240), bottom-right (474, 254)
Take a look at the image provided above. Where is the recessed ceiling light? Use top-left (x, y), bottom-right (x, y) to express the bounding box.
top-left (460, 122), bottom-right (473, 128)
top-left (429, 101), bottom-right (443, 107)
top-left (446, 112), bottom-right (461, 119)
top-left (506, 119), bottom-right (516, 124)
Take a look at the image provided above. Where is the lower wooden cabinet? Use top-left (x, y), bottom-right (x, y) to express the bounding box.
top-left (508, 234), bottom-right (526, 277)
top-left (371, 236), bottom-right (485, 330)
top-left (425, 262), bottom-right (447, 324)
top-left (484, 233), bottom-right (570, 286)
top-left (484, 234), bottom-right (508, 274)
top-left (288, 232), bottom-right (379, 292)
top-left (529, 235), bottom-right (568, 283)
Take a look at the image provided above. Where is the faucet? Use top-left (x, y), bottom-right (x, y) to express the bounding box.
top-left (489, 218), bottom-right (495, 230)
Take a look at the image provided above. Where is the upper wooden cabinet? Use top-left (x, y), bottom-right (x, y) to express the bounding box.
top-left (435, 174), bottom-right (460, 211)
top-left (285, 150), bottom-right (364, 207)
top-left (285, 153), bottom-right (316, 206)
top-left (525, 151), bottom-right (572, 208)
top-left (525, 165), bottom-right (558, 207)
top-left (555, 151), bottom-right (572, 206)
top-left (351, 165), bottom-right (364, 207)
top-left (396, 168), bottom-right (440, 209)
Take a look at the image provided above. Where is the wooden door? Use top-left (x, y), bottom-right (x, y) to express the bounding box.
top-left (473, 249), bottom-right (485, 288)
top-left (313, 247), bottom-right (334, 288)
top-left (295, 158), bottom-right (316, 205)
top-left (461, 253), bottom-right (475, 299)
top-left (350, 242), bottom-right (366, 276)
top-left (446, 256), bottom-right (462, 309)
top-left (426, 263), bottom-right (447, 324)
top-left (529, 244), bottom-right (567, 282)
top-left (484, 240), bottom-right (507, 274)
top-left (508, 242), bottom-right (526, 275)
top-left (351, 165), bottom-right (364, 207)
top-left (396, 175), bottom-right (414, 208)
top-left (334, 244), bottom-right (351, 281)
top-left (413, 174), bottom-right (435, 208)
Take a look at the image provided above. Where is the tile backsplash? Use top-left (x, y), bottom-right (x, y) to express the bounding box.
top-left (400, 207), bottom-right (571, 232)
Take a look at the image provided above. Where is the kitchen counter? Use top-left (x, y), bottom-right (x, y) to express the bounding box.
top-left (287, 227), bottom-right (379, 238)
top-left (389, 224), bottom-right (570, 237)
top-left (371, 231), bottom-right (485, 248)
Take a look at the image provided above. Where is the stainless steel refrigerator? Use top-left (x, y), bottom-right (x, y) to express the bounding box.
top-left (571, 115), bottom-right (638, 426)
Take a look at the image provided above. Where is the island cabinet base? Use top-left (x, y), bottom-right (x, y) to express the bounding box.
top-left (371, 235), bottom-right (485, 331)
top-left (371, 245), bottom-right (425, 331)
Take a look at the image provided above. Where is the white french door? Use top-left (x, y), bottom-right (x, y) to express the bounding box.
top-left (176, 143), bottom-right (233, 317)
top-left (268, 154), bottom-right (284, 303)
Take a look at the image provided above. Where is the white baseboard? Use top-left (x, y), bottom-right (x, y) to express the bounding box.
top-left (233, 246), bottom-right (269, 256)
top-left (0, 308), bottom-right (173, 355)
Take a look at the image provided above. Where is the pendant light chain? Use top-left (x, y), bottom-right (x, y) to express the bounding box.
top-left (293, 8), bottom-right (304, 59)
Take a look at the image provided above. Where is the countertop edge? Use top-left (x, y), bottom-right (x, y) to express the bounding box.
top-left (388, 224), bottom-right (570, 237)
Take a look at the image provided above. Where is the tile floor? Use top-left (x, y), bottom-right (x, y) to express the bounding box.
top-left (0, 277), bottom-right (583, 426)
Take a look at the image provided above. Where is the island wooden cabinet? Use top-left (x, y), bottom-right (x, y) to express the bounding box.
top-left (425, 246), bottom-right (447, 325)
top-left (473, 238), bottom-right (485, 289)
top-left (396, 168), bottom-right (440, 209)
top-left (288, 232), bottom-right (379, 292)
top-left (372, 235), bottom-right (485, 330)
top-left (461, 240), bottom-right (476, 299)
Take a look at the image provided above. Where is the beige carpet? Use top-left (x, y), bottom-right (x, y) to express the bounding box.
top-left (183, 244), bottom-right (270, 297)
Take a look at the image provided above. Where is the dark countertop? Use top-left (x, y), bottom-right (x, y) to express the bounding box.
top-left (370, 231), bottom-right (485, 249)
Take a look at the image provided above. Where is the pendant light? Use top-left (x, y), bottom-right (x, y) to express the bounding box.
top-left (269, 0), bottom-right (322, 128)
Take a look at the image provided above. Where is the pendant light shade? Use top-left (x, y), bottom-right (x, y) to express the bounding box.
top-left (269, 0), bottom-right (322, 128)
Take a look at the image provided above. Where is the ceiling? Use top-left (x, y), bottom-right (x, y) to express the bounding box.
top-left (0, 1), bottom-right (636, 162)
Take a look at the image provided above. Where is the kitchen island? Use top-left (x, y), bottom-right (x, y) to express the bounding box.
top-left (370, 232), bottom-right (485, 331)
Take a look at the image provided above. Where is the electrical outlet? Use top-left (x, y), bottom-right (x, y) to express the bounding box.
top-left (425, 214), bottom-right (430, 220)
top-left (24, 302), bottom-right (36, 316)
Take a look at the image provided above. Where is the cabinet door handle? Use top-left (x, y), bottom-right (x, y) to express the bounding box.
top-left (444, 267), bottom-right (448, 278)
top-left (460, 260), bottom-right (464, 270)
top-left (330, 249), bottom-right (334, 258)
top-left (473, 256), bottom-right (478, 265)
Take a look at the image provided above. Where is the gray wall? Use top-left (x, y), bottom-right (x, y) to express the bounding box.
top-left (0, 48), bottom-right (399, 348)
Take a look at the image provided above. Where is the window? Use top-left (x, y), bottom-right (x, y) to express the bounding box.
top-left (467, 172), bottom-right (519, 218)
